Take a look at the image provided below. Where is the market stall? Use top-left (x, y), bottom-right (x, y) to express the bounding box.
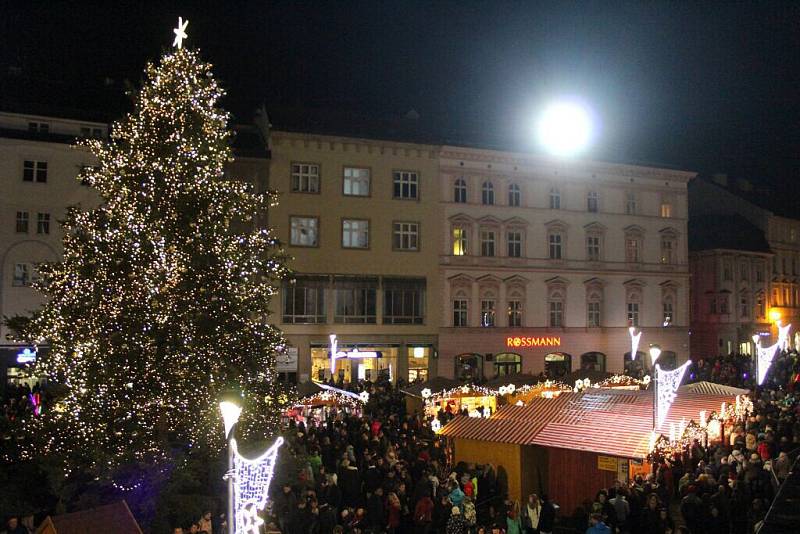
top-left (287, 384), bottom-right (366, 426)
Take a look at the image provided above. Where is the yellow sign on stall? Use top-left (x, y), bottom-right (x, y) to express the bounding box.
top-left (597, 455), bottom-right (618, 472)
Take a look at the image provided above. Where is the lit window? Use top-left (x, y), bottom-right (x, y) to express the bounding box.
top-left (342, 219), bottom-right (369, 249)
top-left (343, 167), bottom-right (370, 196)
top-left (291, 162), bottom-right (320, 193)
top-left (454, 178), bottom-right (467, 203)
top-left (393, 171), bottom-right (419, 199)
top-left (482, 181), bottom-right (495, 205)
top-left (393, 222), bottom-right (419, 251)
top-left (660, 203), bottom-right (672, 218)
top-left (290, 216), bottom-right (319, 247)
top-left (481, 300), bottom-right (496, 327)
top-left (508, 183), bottom-right (521, 207)
top-left (453, 226), bottom-right (468, 256)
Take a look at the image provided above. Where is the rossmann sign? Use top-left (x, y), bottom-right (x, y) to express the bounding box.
top-left (506, 336), bottom-right (562, 348)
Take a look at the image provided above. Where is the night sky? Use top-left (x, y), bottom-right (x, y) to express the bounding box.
top-left (3, 1), bottom-right (800, 192)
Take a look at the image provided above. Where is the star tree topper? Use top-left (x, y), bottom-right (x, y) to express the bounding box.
top-left (173, 17), bottom-right (189, 49)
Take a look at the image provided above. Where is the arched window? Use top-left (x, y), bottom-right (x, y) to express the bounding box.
top-left (545, 352), bottom-right (572, 379)
top-left (494, 353), bottom-right (521, 377)
top-left (548, 289), bottom-right (564, 327)
top-left (456, 353), bottom-right (483, 381)
top-left (587, 289), bottom-right (602, 327)
top-left (580, 352), bottom-right (606, 372)
top-left (549, 187), bottom-right (561, 209)
top-left (508, 183), bottom-right (521, 207)
top-left (454, 178), bottom-right (467, 203)
top-left (482, 181), bottom-right (495, 205)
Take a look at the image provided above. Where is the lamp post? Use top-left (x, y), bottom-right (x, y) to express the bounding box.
top-left (649, 345), bottom-right (661, 432)
top-left (220, 400), bottom-right (242, 533)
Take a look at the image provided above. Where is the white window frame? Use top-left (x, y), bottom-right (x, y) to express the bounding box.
top-left (587, 300), bottom-right (601, 327)
top-left (481, 228), bottom-right (496, 257)
top-left (393, 221), bottom-right (419, 251)
top-left (291, 162), bottom-right (320, 193)
top-left (508, 299), bottom-right (522, 327)
top-left (507, 230), bottom-right (522, 258)
top-left (625, 191), bottom-right (637, 215)
top-left (15, 211), bottom-right (29, 233)
top-left (453, 225), bottom-right (469, 256)
top-left (343, 167), bottom-right (370, 196)
top-left (453, 296), bottom-right (469, 327)
top-left (393, 170), bottom-right (419, 200)
top-left (23, 160), bottom-right (48, 183)
top-left (13, 263), bottom-right (31, 287)
top-left (480, 299), bottom-right (496, 327)
top-left (482, 181), bottom-right (495, 205)
top-left (290, 216), bottom-right (319, 247)
top-left (548, 233), bottom-right (562, 260)
top-left (454, 178), bottom-right (467, 203)
top-left (586, 235), bottom-right (600, 261)
top-left (587, 191), bottom-right (599, 213)
top-left (549, 300), bottom-right (563, 328)
top-left (549, 187), bottom-right (561, 209)
top-left (37, 212), bottom-right (50, 235)
top-left (508, 183), bottom-right (521, 207)
top-left (625, 238), bottom-right (640, 263)
top-left (342, 219), bottom-right (369, 249)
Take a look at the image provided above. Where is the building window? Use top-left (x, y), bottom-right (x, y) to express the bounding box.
top-left (481, 181), bottom-right (495, 205)
top-left (663, 296), bottom-right (674, 326)
top-left (495, 353), bottom-right (522, 376)
top-left (454, 178), bottom-right (467, 203)
top-left (453, 225), bottom-right (468, 256)
top-left (709, 297), bottom-right (717, 314)
top-left (508, 183), bottom-right (521, 207)
top-left (291, 162), bottom-right (320, 193)
top-left (343, 167), bottom-right (370, 196)
top-left (587, 191), bottom-right (598, 213)
top-left (740, 294), bottom-right (749, 318)
top-left (23, 160), bottom-right (48, 183)
top-left (334, 278), bottom-right (377, 323)
top-left (383, 278), bottom-right (425, 324)
top-left (660, 237), bottom-right (675, 264)
top-left (13, 263), bottom-right (30, 287)
top-left (393, 222), bottom-right (419, 251)
top-left (660, 203), bottom-right (672, 218)
top-left (507, 230), bottom-right (522, 258)
top-left (37, 212), bottom-right (50, 235)
top-left (757, 294), bottom-right (765, 317)
top-left (756, 267), bottom-right (764, 282)
top-left (481, 299), bottom-right (496, 327)
top-left (481, 229), bottom-right (496, 257)
top-left (508, 299), bottom-right (522, 327)
top-left (723, 264), bottom-right (732, 281)
top-left (720, 296), bottom-right (729, 315)
top-left (290, 216), bottom-right (319, 247)
top-left (741, 263), bottom-right (749, 281)
top-left (393, 170), bottom-right (419, 199)
top-left (28, 121), bottom-right (49, 133)
top-left (342, 219), bottom-right (369, 249)
top-left (548, 233), bottom-right (563, 260)
top-left (453, 296), bottom-right (469, 327)
top-left (549, 300), bottom-right (563, 327)
top-left (625, 191), bottom-right (637, 215)
top-left (549, 187), bottom-right (561, 209)
top-left (282, 278), bottom-right (326, 323)
top-left (587, 301), bottom-right (601, 327)
top-left (15, 211), bottom-right (29, 233)
top-left (80, 126), bottom-right (103, 138)
top-left (625, 238), bottom-right (640, 263)
top-left (586, 235), bottom-right (600, 261)
top-left (627, 302), bottom-right (640, 327)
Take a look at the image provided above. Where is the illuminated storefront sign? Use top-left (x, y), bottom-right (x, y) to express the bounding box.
top-left (329, 334), bottom-right (380, 372)
top-left (506, 336), bottom-right (561, 348)
top-left (16, 348), bottom-right (37, 364)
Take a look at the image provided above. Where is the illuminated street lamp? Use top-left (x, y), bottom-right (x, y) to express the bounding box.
top-left (220, 400), bottom-right (242, 532)
top-left (537, 101), bottom-right (593, 157)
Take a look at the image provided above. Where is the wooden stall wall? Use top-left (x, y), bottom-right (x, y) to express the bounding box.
top-left (546, 447), bottom-right (619, 516)
top-left (454, 438), bottom-right (521, 501)
top-left (520, 445), bottom-right (549, 502)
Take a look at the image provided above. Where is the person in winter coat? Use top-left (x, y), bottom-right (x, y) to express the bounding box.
top-left (538, 494), bottom-right (556, 534)
top-left (447, 506), bottom-right (467, 534)
top-left (386, 492), bottom-right (402, 533)
top-left (520, 493), bottom-right (541, 534)
top-left (338, 459), bottom-right (362, 508)
top-left (414, 491), bottom-right (435, 533)
top-left (585, 513), bottom-right (611, 534)
top-left (366, 486), bottom-right (385, 530)
top-left (449, 482), bottom-right (466, 510)
top-left (506, 501), bottom-right (523, 534)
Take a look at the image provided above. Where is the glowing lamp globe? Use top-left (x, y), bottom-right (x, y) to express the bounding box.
top-left (537, 102), bottom-right (592, 157)
top-left (219, 401), bottom-right (242, 439)
top-left (769, 308), bottom-right (781, 323)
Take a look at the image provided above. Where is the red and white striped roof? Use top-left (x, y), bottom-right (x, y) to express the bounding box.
top-left (439, 388), bottom-right (740, 459)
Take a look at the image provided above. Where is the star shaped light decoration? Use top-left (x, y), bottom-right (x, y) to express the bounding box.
top-left (359, 391), bottom-right (370, 403)
top-left (241, 503), bottom-right (265, 534)
top-left (173, 17), bottom-right (189, 49)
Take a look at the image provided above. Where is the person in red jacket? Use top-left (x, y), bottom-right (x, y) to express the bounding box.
top-left (414, 491), bottom-right (435, 533)
top-left (386, 492), bottom-right (402, 533)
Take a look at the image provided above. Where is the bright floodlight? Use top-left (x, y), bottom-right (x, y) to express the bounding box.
top-left (537, 101), bottom-right (592, 157)
top-left (220, 401), bottom-right (242, 439)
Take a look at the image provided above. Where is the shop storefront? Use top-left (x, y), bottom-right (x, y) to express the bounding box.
top-left (1, 345), bottom-right (46, 396)
top-left (438, 327), bottom-right (690, 380)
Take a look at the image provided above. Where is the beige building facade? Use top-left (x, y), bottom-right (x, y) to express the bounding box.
top-left (266, 130), bottom-right (441, 384)
top-left (437, 146), bottom-right (695, 380)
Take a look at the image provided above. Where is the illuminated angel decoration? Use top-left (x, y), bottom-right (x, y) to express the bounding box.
top-left (229, 437), bottom-right (283, 534)
top-left (629, 327), bottom-right (642, 360)
top-left (655, 361), bottom-right (691, 429)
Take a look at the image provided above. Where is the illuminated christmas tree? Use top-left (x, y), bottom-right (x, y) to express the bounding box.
top-left (19, 42), bottom-right (289, 485)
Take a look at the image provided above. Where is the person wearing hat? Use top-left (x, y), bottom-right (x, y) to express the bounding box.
top-left (446, 505), bottom-right (467, 534)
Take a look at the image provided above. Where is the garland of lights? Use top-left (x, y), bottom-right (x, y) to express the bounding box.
top-left (229, 437), bottom-right (283, 534)
top-left (655, 361), bottom-right (691, 430)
